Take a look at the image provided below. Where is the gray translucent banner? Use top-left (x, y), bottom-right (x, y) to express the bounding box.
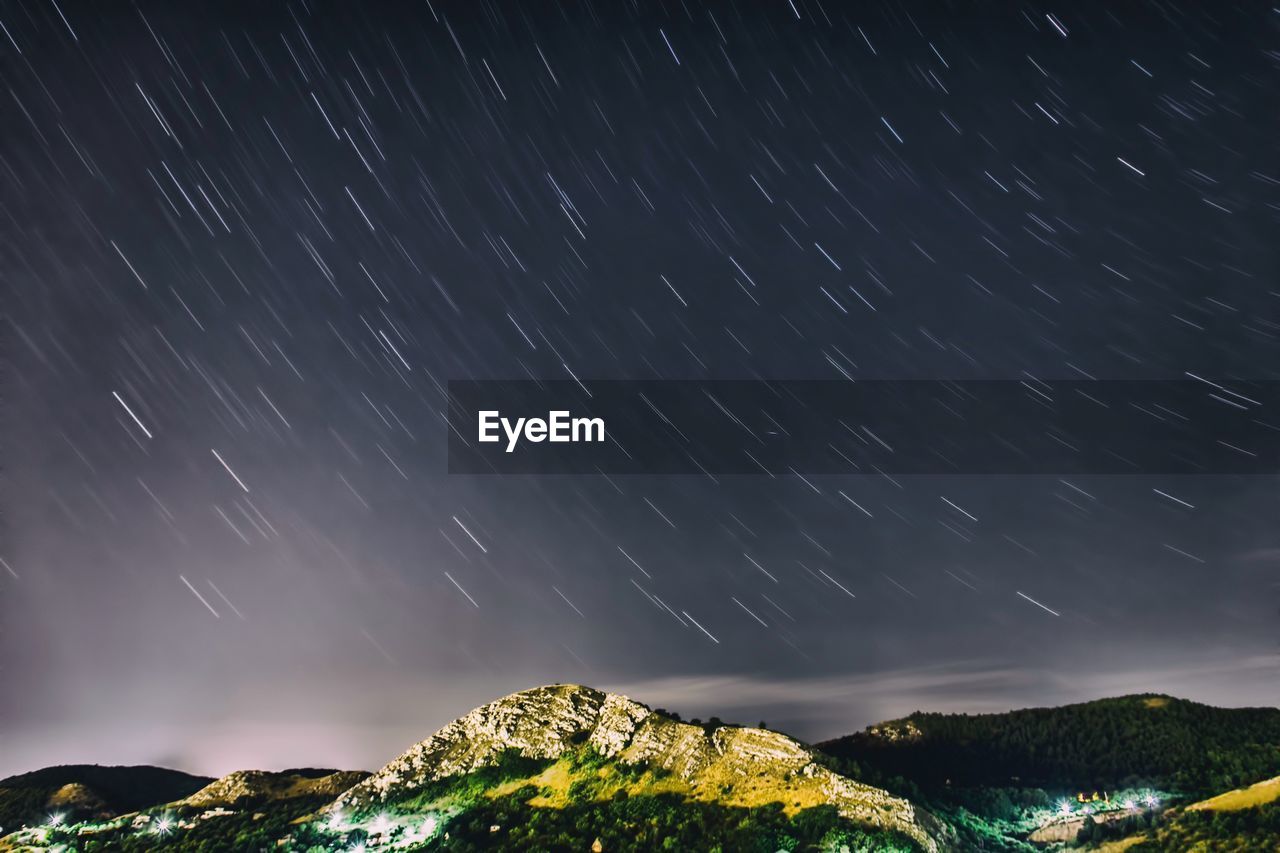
top-left (447, 379), bottom-right (1278, 475)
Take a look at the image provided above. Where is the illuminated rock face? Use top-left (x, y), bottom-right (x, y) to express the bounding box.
top-left (328, 684), bottom-right (949, 852)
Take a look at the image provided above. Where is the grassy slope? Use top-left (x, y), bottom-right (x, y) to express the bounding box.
top-left (418, 790), bottom-right (920, 852)
top-left (1186, 775), bottom-right (1280, 813)
top-left (1109, 800), bottom-right (1280, 852)
top-left (363, 745), bottom-right (911, 824)
top-left (318, 748), bottom-right (926, 852)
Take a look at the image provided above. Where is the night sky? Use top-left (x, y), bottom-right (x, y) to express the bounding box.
top-left (3, 0), bottom-right (1279, 778)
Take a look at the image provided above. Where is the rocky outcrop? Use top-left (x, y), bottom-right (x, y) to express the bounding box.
top-left (329, 684), bottom-right (949, 851)
top-left (179, 769), bottom-right (370, 808)
top-left (866, 719), bottom-right (924, 742)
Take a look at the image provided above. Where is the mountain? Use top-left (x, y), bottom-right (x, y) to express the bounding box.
top-left (325, 683), bottom-right (949, 851)
top-left (818, 694), bottom-right (1280, 795)
top-left (0, 765), bottom-right (211, 833)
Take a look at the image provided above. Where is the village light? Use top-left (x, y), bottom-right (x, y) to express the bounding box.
top-left (405, 815), bottom-right (439, 843)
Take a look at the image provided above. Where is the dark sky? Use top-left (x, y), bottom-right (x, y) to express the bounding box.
top-left (3, 0), bottom-right (1278, 778)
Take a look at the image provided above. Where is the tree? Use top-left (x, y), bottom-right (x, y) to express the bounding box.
top-left (1076, 815), bottom-right (1098, 845)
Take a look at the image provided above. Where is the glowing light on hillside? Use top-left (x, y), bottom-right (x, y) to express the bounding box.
top-left (327, 811), bottom-right (346, 831)
top-left (371, 812), bottom-right (392, 834)
top-left (1145, 794), bottom-right (1159, 807)
top-left (403, 814), bottom-right (440, 843)
top-left (47, 813), bottom-right (65, 827)
top-left (1123, 799), bottom-right (1136, 810)
top-left (1059, 801), bottom-right (1073, 816)
top-left (154, 817), bottom-right (173, 835)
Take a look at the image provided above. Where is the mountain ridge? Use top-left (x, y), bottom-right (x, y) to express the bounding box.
top-left (3, 686), bottom-right (1279, 851)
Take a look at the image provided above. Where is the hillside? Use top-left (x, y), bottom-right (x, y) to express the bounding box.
top-left (177, 768), bottom-right (371, 808)
top-left (1185, 775), bottom-right (1280, 813)
top-left (0, 765), bottom-right (211, 832)
top-left (818, 694), bottom-right (1280, 796)
top-left (321, 684), bottom-right (949, 851)
top-left (1077, 777), bottom-right (1280, 852)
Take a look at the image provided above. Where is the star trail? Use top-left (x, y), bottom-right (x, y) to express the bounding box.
top-left (2, 1), bottom-right (1278, 777)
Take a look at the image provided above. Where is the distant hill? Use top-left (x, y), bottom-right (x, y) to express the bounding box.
top-left (177, 768), bottom-right (370, 809)
top-left (0, 765), bottom-right (211, 831)
top-left (818, 694), bottom-right (1280, 796)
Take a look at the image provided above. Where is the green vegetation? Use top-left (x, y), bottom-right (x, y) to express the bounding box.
top-left (1087, 798), bottom-right (1280, 852)
top-left (37, 795), bottom-right (331, 852)
top-left (819, 694), bottom-right (1280, 796)
top-left (419, 791), bottom-right (921, 852)
top-left (0, 785), bottom-right (48, 833)
top-left (371, 748), bottom-right (554, 813)
top-left (2, 744), bottom-right (933, 851)
top-left (300, 747), bottom-right (925, 852)
top-left (1186, 775), bottom-right (1280, 812)
top-left (924, 788), bottom-right (1050, 852)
